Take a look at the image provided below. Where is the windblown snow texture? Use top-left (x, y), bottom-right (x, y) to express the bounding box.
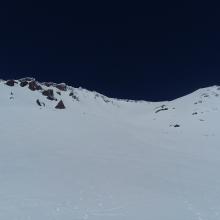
top-left (0, 78), bottom-right (220, 219)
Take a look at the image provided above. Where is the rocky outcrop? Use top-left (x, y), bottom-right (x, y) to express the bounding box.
top-left (55, 100), bottom-right (66, 109)
top-left (2, 78), bottom-right (82, 110)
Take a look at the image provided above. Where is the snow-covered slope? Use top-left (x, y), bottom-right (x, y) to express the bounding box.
top-left (0, 78), bottom-right (220, 219)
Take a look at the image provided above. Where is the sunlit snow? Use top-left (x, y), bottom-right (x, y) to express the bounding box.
top-left (0, 79), bottom-right (220, 219)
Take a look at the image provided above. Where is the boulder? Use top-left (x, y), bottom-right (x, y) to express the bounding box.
top-left (20, 81), bottom-right (29, 87)
top-left (55, 100), bottom-right (66, 109)
top-left (42, 89), bottom-right (57, 101)
top-left (42, 89), bottom-right (54, 97)
top-left (6, 80), bottom-right (16, 86)
top-left (36, 99), bottom-right (41, 106)
top-left (28, 81), bottom-right (42, 91)
top-left (192, 112), bottom-right (198, 115)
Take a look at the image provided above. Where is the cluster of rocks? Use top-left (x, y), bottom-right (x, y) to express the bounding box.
top-left (69, 91), bottom-right (80, 101)
top-left (5, 78), bottom-right (67, 91)
top-left (5, 78), bottom-right (67, 110)
top-left (5, 78), bottom-right (43, 91)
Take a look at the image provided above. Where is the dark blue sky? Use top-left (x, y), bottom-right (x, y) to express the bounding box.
top-left (0, 2), bottom-right (220, 101)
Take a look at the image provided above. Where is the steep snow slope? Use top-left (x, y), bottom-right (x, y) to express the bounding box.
top-left (0, 78), bottom-right (220, 219)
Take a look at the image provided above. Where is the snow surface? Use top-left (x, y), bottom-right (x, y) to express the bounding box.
top-left (0, 80), bottom-right (220, 219)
